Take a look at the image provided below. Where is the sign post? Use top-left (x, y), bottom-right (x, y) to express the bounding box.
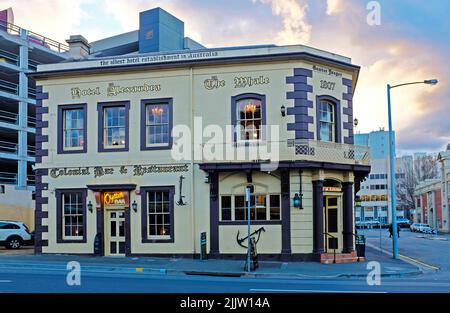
top-left (200, 232), bottom-right (207, 260)
top-left (245, 185), bottom-right (253, 272)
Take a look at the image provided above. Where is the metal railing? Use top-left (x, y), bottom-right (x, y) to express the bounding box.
top-left (0, 172), bottom-right (17, 184)
top-left (324, 232), bottom-right (337, 264)
top-left (0, 78), bottom-right (18, 95)
top-left (0, 109), bottom-right (18, 124)
top-left (0, 79), bottom-right (37, 99)
top-left (0, 48), bottom-right (19, 66)
top-left (27, 174), bottom-right (36, 186)
top-left (0, 141), bottom-right (36, 157)
top-left (198, 139), bottom-right (370, 166)
top-left (0, 110), bottom-right (36, 129)
top-left (0, 20), bottom-right (69, 53)
top-left (0, 140), bottom-right (18, 154)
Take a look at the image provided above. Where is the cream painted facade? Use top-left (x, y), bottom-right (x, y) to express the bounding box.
top-left (32, 46), bottom-right (370, 261)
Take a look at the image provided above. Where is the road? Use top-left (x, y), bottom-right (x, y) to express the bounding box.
top-left (361, 228), bottom-right (450, 279)
top-left (1, 268), bottom-right (450, 293)
top-left (1, 230), bottom-right (450, 293)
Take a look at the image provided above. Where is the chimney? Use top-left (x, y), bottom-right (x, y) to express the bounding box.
top-left (66, 35), bottom-right (90, 59)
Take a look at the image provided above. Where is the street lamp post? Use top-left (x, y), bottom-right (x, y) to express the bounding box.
top-left (386, 79), bottom-right (438, 259)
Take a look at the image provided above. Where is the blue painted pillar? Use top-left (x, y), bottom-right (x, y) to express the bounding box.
top-left (17, 28), bottom-right (29, 188)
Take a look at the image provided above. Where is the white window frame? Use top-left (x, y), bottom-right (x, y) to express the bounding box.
top-left (63, 108), bottom-right (84, 151)
top-left (319, 100), bottom-right (335, 142)
top-left (146, 103), bottom-right (170, 148)
top-left (103, 106), bottom-right (126, 149)
top-left (62, 192), bottom-right (84, 241)
top-left (147, 190), bottom-right (171, 240)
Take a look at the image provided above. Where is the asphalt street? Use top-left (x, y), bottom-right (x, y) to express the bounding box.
top-left (1, 269), bottom-right (450, 293)
top-left (0, 229), bottom-right (449, 293)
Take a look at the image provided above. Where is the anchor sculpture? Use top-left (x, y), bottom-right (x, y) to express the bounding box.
top-left (236, 227), bottom-right (266, 248)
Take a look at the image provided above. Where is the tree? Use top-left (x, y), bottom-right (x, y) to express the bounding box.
top-left (396, 155), bottom-right (438, 219)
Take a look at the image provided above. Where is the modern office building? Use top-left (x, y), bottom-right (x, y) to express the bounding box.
top-left (30, 7), bottom-right (371, 263)
top-left (355, 130), bottom-right (408, 223)
top-left (0, 8), bottom-right (69, 228)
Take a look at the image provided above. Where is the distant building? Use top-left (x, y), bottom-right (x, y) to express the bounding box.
top-left (355, 130), bottom-right (408, 223)
top-left (437, 144), bottom-right (450, 232)
top-left (414, 179), bottom-right (442, 230)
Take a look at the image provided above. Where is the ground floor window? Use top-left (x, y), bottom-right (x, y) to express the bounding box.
top-left (56, 189), bottom-right (87, 243)
top-left (141, 186), bottom-right (175, 242)
top-left (220, 194), bottom-right (280, 221)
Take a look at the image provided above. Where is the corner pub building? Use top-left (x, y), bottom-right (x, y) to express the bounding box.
top-left (30, 21), bottom-right (370, 264)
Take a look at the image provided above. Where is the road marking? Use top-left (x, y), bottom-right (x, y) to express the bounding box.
top-left (250, 289), bottom-right (386, 293)
top-left (366, 242), bottom-right (440, 271)
top-left (399, 254), bottom-right (440, 271)
top-left (0, 280), bottom-right (12, 283)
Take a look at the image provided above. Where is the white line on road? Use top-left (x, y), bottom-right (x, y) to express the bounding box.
top-left (0, 280), bottom-right (12, 283)
top-left (250, 289), bottom-right (386, 293)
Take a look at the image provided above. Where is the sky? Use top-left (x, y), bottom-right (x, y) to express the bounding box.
top-left (1, 0), bottom-right (449, 155)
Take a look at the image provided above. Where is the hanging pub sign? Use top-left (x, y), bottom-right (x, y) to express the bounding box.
top-left (103, 191), bottom-right (130, 209)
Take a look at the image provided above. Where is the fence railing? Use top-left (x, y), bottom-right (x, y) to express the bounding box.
top-left (0, 109), bottom-right (18, 124)
top-left (0, 140), bottom-right (17, 154)
top-left (198, 139), bottom-right (370, 166)
top-left (0, 20), bottom-right (69, 53)
top-left (0, 78), bottom-right (18, 95)
top-left (0, 172), bottom-right (17, 184)
top-left (0, 48), bottom-right (19, 66)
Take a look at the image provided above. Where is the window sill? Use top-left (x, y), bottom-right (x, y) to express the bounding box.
top-left (218, 220), bottom-right (282, 225)
top-left (142, 237), bottom-right (174, 243)
top-left (58, 148), bottom-right (86, 154)
top-left (141, 143), bottom-right (172, 151)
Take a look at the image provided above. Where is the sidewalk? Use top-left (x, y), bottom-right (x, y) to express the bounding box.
top-left (0, 246), bottom-right (421, 279)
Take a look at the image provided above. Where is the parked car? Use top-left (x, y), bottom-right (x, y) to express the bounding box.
top-left (396, 218), bottom-right (412, 228)
top-left (410, 223), bottom-right (437, 234)
top-left (0, 221), bottom-right (34, 249)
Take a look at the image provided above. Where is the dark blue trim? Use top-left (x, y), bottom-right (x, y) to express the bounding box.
top-left (141, 186), bottom-right (176, 243)
top-left (316, 95), bottom-right (342, 143)
top-left (342, 78), bottom-right (354, 145)
top-left (97, 101), bottom-right (130, 153)
top-left (231, 93), bottom-right (266, 142)
top-left (286, 68), bottom-right (314, 140)
top-left (57, 103), bottom-right (88, 154)
top-left (140, 98), bottom-right (173, 151)
top-left (55, 188), bottom-right (88, 244)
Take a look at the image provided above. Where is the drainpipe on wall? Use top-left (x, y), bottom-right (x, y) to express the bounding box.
top-left (189, 67), bottom-right (196, 256)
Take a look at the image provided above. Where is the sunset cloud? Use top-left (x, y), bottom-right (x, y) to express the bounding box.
top-left (1, 0), bottom-right (447, 153)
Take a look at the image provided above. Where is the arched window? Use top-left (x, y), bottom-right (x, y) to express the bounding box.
top-left (232, 93), bottom-right (266, 142)
top-left (319, 100), bottom-right (335, 142)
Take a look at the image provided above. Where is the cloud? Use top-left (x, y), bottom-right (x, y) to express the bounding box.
top-left (0, 0), bottom-right (92, 43)
top-left (253, 0), bottom-right (312, 44)
top-left (326, 0), bottom-right (344, 15)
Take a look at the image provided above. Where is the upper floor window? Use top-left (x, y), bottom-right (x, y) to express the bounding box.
top-left (319, 100), bottom-right (335, 142)
top-left (141, 99), bottom-right (173, 150)
top-left (231, 93), bottom-right (266, 142)
top-left (57, 104), bottom-right (87, 154)
top-left (98, 102), bottom-right (129, 152)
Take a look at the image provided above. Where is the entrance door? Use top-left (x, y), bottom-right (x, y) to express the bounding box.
top-left (324, 196), bottom-right (341, 252)
top-left (105, 210), bottom-right (126, 256)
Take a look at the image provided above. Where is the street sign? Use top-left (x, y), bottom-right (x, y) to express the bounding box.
top-left (200, 232), bottom-right (207, 260)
